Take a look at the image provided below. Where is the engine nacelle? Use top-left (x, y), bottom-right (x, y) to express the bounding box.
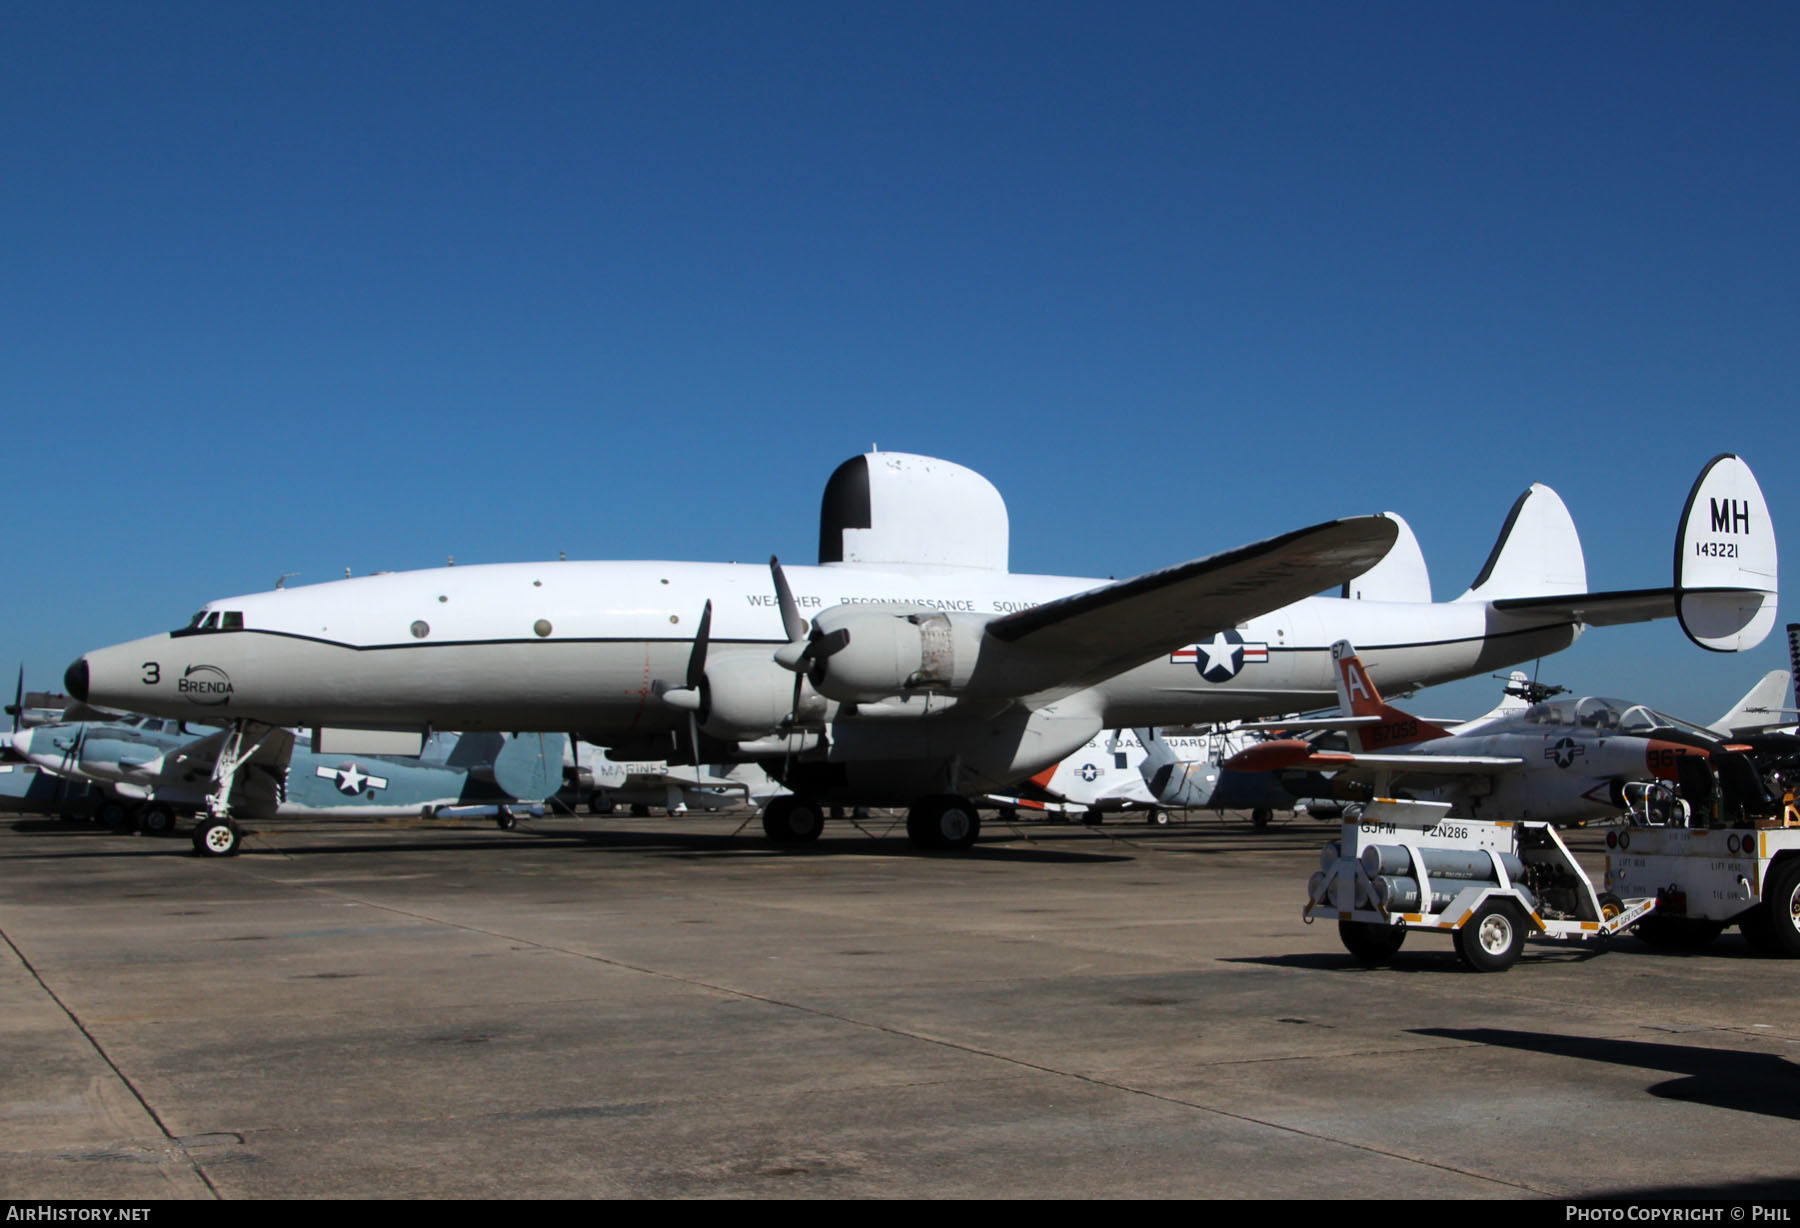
top-left (804, 606), bottom-right (995, 704)
top-left (701, 655), bottom-right (826, 738)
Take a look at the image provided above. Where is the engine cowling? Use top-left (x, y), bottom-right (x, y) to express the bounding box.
top-left (801, 606), bottom-right (995, 704)
top-left (700, 655), bottom-right (826, 738)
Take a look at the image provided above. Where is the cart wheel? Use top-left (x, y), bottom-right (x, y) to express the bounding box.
top-left (1598, 892), bottom-right (1624, 921)
top-left (1338, 920), bottom-right (1406, 964)
top-left (1455, 900), bottom-right (1526, 972)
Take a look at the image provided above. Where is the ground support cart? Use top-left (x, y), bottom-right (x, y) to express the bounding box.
top-left (1606, 810), bottom-right (1800, 955)
top-left (1306, 799), bottom-right (1655, 971)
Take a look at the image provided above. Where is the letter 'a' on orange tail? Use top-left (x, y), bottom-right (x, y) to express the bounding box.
top-left (1330, 639), bottom-right (1452, 751)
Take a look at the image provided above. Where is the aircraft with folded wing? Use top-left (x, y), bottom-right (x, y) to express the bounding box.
top-left (64, 451), bottom-right (1778, 854)
top-left (12, 717), bottom-right (565, 852)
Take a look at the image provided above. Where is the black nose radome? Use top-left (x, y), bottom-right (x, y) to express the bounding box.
top-left (64, 657), bottom-right (89, 702)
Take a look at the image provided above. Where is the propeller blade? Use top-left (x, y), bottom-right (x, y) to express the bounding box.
top-left (686, 600), bottom-right (713, 690)
top-left (10, 665), bottom-right (21, 734)
top-left (769, 556), bottom-right (808, 644)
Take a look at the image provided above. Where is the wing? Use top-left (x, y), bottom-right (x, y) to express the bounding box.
top-left (983, 516), bottom-right (1398, 694)
top-left (1228, 737), bottom-right (1522, 777)
top-left (167, 723), bottom-right (294, 775)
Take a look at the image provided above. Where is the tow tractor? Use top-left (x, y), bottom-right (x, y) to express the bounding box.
top-left (1306, 799), bottom-right (1654, 971)
top-left (1607, 751), bottom-right (1800, 954)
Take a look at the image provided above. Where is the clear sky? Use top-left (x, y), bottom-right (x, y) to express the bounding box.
top-left (5, 2), bottom-right (1795, 724)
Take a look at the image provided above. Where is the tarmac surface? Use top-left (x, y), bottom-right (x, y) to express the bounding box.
top-left (2, 807), bottom-right (1798, 1200)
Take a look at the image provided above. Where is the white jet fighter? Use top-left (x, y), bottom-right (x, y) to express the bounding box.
top-left (1228, 640), bottom-right (1786, 826)
top-left (65, 451), bottom-right (1777, 853)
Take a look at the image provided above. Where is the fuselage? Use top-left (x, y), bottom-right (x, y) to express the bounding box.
top-left (1387, 697), bottom-right (1728, 823)
top-left (70, 558), bottom-right (1583, 741)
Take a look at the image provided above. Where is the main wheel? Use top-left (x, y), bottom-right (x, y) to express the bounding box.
top-left (1147, 808), bottom-right (1170, 827)
top-left (907, 795), bottom-right (981, 851)
top-left (1251, 807), bottom-right (1273, 829)
top-left (1455, 900), bottom-right (1527, 972)
top-left (495, 812), bottom-right (518, 830)
top-left (1338, 919), bottom-right (1406, 964)
top-left (761, 796), bottom-right (824, 844)
top-left (1751, 859), bottom-right (1800, 957)
top-left (139, 805), bottom-right (176, 836)
top-left (193, 818), bottom-right (241, 858)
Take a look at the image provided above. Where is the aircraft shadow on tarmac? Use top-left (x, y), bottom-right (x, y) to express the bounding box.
top-left (1413, 1026), bottom-right (1800, 1126)
top-left (4, 817), bottom-right (1134, 864)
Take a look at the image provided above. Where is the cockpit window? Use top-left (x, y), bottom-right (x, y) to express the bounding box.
top-left (175, 610), bottom-right (239, 634)
top-left (1514, 695), bottom-right (1718, 741)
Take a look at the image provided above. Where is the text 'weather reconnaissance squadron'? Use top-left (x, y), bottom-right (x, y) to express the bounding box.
top-left (66, 451), bottom-right (1776, 852)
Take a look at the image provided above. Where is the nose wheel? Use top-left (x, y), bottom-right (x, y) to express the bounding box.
top-left (193, 817), bottom-right (242, 858)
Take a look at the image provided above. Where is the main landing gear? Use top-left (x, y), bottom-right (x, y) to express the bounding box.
top-left (906, 794), bottom-right (981, 850)
top-left (757, 792), bottom-right (984, 851)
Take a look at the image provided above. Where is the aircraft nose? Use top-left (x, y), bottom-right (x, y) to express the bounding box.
top-left (64, 657), bottom-right (89, 703)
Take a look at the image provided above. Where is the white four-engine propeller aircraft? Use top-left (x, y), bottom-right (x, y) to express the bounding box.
top-left (65, 451), bottom-right (1776, 854)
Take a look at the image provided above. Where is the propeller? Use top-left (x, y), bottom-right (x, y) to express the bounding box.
top-left (658, 600), bottom-right (713, 766)
top-left (770, 556), bottom-right (849, 681)
top-left (9, 664), bottom-right (21, 734)
top-left (767, 556), bottom-right (843, 782)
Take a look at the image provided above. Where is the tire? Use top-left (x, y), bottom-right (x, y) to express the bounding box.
top-left (1148, 809), bottom-right (1170, 827)
top-left (139, 805), bottom-right (176, 836)
top-left (906, 804), bottom-right (941, 849)
top-left (761, 796), bottom-right (824, 844)
top-left (193, 818), bottom-right (240, 858)
top-left (1251, 808), bottom-right (1273, 829)
top-left (1339, 919), bottom-right (1406, 964)
top-left (932, 796), bottom-right (980, 851)
top-left (1753, 859), bottom-right (1800, 957)
top-left (496, 813), bottom-right (517, 830)
top-left (97, 800), bottom-right (128, 828)
top-left (1455, 899), bottom-right (1527, 972)
top-left (907, 795), bottom-right (981, 851)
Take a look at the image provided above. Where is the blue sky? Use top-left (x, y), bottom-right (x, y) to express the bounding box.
top-left (5, 2), bottom-right (1795, 723)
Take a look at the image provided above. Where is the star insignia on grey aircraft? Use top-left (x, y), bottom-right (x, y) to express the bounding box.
top-left (318, 762), bottom-right (389, 796)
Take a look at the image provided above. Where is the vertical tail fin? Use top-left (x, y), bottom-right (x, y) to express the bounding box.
top-left (1331, 640), bottom-right (1452, 751)
top-left (1455, 483), bottom-right (1587, 602)
top-left (1707, 671), bottom-right (1793, 735)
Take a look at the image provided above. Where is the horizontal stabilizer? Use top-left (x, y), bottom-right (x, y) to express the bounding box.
top-left (1486, 454), bottom-right (1777, 653)
top-left (985, 517), bottom-right (1399, 693)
